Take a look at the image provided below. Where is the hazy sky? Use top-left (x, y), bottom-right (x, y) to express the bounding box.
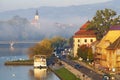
top-left (0, 0), bottom-right (112, 12)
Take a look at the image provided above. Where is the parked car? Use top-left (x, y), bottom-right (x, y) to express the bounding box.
top-left (74, 64), bottom-right (82, 69)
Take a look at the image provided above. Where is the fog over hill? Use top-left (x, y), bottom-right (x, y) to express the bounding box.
top-left (0, 16), bottom-right (76, 41)
top-left (0, 0), bottom-right (120, 41)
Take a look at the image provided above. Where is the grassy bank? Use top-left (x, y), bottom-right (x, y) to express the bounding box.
top-left (54, 67), bottom-right (81, 80)
top-left (4, 59), bottom-right (33, 65)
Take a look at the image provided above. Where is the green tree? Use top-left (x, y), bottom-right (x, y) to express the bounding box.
top-left (50, 36), bottom-right (67, 48)
top-left (88, 8), bottom-right (120, 40)
top-left (68, 37), bottom-right (73, 48)
top-left (77, 45), bottom-right (93, 62)
top-left (87, 47), bottom-right (93, 62)
top-left (77, 45), bottom-right (88, 61)
top-left (28, 39), bottom-right (53, 59)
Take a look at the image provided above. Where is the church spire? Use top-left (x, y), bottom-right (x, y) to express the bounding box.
top-left (31, 9), bottom-right (40, 28)
top-left (36, 10), bottom-right (39, 15)
top-left (34, 10), bottom-right (39, 21)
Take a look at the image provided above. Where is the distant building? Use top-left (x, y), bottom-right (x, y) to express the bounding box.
top-left (31, 10), bottom-right (40, 28)
top-left (73, 21), bottom-right (96, 57)
top-left (95, 25), bottom-right (120, 73)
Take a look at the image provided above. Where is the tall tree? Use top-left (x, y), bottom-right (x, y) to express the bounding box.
top-left (68, 37), bottom-right (73, 48)
top-left (77, 45), bottom-right (93, 62)
top-left (50, 36), bottom-right (67, 48)
top-left (28, 39), bottom-right (53, 59)
top-left (88, 8), bottom-right (120, 40)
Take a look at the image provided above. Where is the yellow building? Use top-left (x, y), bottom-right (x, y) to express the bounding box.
top-left (73, 21), bottom-right (96, 57)
top-left (95, 26), bottom-right (120, 72)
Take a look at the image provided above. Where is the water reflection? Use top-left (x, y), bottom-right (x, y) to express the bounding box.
top-left (29, 68), bottom-right (47, 80)
top-left (9, 46), bottom-right (15, 51)
top-left (34, 68), bottom-right (47, 80)
top-left (0, 43), bottom-right (60, 80)
top-left (29, 68), bottom-right (60, 80)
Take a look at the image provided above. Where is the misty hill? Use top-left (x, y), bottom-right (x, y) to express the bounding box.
top-left (0, 0), bottom-right (120, 22)
top-left (0, 0), bottom-right (120, 41)
top-left (0, 16), bottom-right (77, 41)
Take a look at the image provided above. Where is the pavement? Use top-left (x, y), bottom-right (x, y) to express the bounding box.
top-left (61, 58), bottom-right (103, 80)
top-left (114, 74), bottom-right (120, 80)
top-left (76, 60), bottom-right (120, 80)
top-left (75, 60), bottom-right (104, 75)
top-left (61, 61), bottom-right (92, 80)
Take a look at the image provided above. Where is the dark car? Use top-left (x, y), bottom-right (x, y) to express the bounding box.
top-left (74, 64), bottom-right (82, 69)
top-left (102, 74), bottom-right (110, 80)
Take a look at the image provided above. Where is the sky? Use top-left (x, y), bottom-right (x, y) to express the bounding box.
top-left (0, 0), bottom-right (112, 12)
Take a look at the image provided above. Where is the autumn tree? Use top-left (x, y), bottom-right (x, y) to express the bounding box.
top-left (88, 8), bottom-right (120, 40)
top-left (28, 39), bottom-right (53, 59)
top-left (28, 36), bottom-right (68, 59)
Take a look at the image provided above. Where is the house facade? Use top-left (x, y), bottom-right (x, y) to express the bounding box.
top-left (95, 26), bottom-right (120, 73)
top-left (73, 21), bottom-right (96, 57)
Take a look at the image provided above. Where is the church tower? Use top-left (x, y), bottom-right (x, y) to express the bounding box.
top-left (31, 10), bottom-right (40, 28)
top-left (34, 10), bottom-right (39, 21)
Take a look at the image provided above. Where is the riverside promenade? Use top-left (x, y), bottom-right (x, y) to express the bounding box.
top-left (61, 61), bottom-right (92, 80)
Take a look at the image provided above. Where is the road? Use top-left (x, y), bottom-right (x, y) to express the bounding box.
top-left (61, 58), bottom-right (103, 80)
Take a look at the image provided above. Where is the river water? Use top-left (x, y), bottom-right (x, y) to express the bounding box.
top-left (0, 43), bottom-right (60, 80)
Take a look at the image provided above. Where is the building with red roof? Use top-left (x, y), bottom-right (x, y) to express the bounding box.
top-left (73, 21), bottom-right (96, 57)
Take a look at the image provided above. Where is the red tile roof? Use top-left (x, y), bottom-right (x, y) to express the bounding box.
top-left (74, 21), bottom-right (96, 38)
top-left (80, 21), bottom-right (90, 30)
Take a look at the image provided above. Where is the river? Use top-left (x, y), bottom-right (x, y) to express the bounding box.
top-left (0, 43), bottom-right (60, 80)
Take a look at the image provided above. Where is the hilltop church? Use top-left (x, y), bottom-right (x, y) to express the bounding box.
top-left (31, 10), bottom-right (40, 28)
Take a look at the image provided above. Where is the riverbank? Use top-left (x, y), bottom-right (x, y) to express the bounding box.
top-left (54, 67), bottom-right (80, 80)
top-left (61, 61), bottom-right (92, 80)
top-left (5, 59), bottom-right (79, 80)
top-left (4, 59), bottom-right (81, 80)
top-left (4, 59), bottom-right (33, 65)
top-left (48, 61), bottom-right (81, 80)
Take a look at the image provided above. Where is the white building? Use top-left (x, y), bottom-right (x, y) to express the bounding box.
top-left (34, 55), bottom-right (47, 68)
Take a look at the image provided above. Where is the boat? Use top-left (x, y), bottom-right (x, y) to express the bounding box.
top-left (34, 55), bottom-right (47, 68)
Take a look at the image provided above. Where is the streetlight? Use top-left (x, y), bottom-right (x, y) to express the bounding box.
top-left (112, 68), bottom-right (115, 72)
top-left (111, 68), bottom-right (115, 80)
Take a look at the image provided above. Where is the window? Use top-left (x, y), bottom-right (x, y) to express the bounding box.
top-left (91, 39), bottom-right (93, 42)
top-left (78, 39), bottom-right (80, 42)
top-left (84, 39), bottom-right (87, 43)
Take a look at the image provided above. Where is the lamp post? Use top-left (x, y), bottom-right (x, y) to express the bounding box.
top-left (111, 68), bottom-right (115, 80)
top-left (112, 68), bottom-right (115, 72)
